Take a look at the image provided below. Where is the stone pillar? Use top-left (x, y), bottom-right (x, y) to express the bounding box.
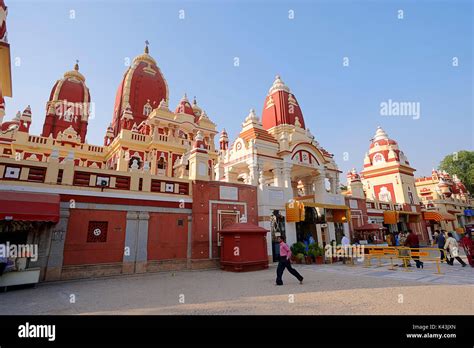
top-left (136, 212), bottom-right (149, 273)
top-left (117, 149), bottom-right (129, 172)
top-left (44, 208), bottom-right (70, 281)
top-left (123, 212), bottom-right (139, 274)
top-left (285, 223), bottom-right (297, 248)
top-left (186, 215), bottom-right (193, 269)
top-left (303, 177), bottom-right (313, 196)
top-left (61, 152), bottom-right (75, 185)
top-left (282, 163), bottom-right (292, 189)
top-left (314, 169), bottom-right (326, 201)
top-left (273, 163), bottom-right (283, 187)
top-left (45, 149), bottom-right (60, 184)
top-left (248, 163), bottom-right (258, 186)
top-left (335, 173), bottom-right (341, 194)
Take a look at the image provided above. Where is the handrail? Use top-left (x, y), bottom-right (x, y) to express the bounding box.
top-left (361, 246), bottom-right (447, 274)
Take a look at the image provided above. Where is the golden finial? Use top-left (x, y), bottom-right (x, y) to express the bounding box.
top-left (145, 40), bottom-right (149, 54)
top-left (74, 59), bottom-right (79, 71)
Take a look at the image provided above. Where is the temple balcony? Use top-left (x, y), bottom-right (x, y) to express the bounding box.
top-left (0, 156), bottom-right (192, 198)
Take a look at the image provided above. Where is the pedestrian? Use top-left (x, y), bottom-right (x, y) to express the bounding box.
top-left (386, 233), bottom-right (394, 246)
top-left (460, 232), bottom-right (474, 267)
top-left (0, 242), bottom-right (8, 276)
top-left (395, 233), bottom-right (400, 246)
top-left (444, 232), bottom-right (467, 267)
top-left (341, 234), bottom-right (350, 264)
top-left (433, 230), bottom-right (439, 246)
top-left (275, 236), bottom-right (304, 286)
top-left (398, 232), bottom-right (410, 267)
top-left (437, 230), bottom-right (446, 262)
top-left (405, 230), bottom-right (424, 269)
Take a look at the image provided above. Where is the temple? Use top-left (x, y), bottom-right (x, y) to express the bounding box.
top-left (217, 75), bottom-right (349, 260)
top-left (0, 1), bottom-right (472, 283)
top-left (343, 127), bottom-right (474, 243)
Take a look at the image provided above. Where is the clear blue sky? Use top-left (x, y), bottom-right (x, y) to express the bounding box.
top-left (4, 0), bottom-right (473, 180)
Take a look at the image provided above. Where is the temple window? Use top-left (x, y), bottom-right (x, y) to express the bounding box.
top-left (373, 153), bottom-right (385, 164)
top-left (324, 178), bottom-right (331, 192)
top-left (143, 101), bottom-right (153, 116)
top-left (157, 157), bottom-right (167, 170)
top-left (128, 156), bottom-right (141, 169)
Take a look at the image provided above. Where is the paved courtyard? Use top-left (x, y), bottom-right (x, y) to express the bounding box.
top-left (0, 262), bottom-right (472, 315)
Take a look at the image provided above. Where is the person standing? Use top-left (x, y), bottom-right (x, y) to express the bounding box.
top-left (444, 232), bottom-right (467, 267)
top-left (437, 230), bottom-right (446, 262)
top-left (405, 230), bottom-right (424, 269)
top-left (432, 230), bottom-right (439, 247)
top-left (460, 232), bottom-right (474, 267)
top-left (0, 242), bottom-right (8, 276)
top-left (275, 236), bottom-right (304, 286)
top-left (341, 234), bottom-right (350, 264)
top-left (398, 232), bottom-right (410, 267)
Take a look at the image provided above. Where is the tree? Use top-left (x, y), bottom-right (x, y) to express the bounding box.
top-left (438, 150), bottom-right (474, 194)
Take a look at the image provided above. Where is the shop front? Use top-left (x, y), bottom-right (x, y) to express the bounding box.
top-left (286, 199), bottom-right (350, 248)
top-left (0, 191), bottom-right (60, 289)
top-left (422, 211), bottom-right (456, 233)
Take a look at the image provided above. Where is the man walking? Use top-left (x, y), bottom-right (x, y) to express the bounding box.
top-left (405, 230), bottom-right (423, 269)
top-left (276, 236), bottom-right (304, 286)
top-left (341, 234), bottom-right (350, 264)
top-left (444, 232), bottom-right (467, 267)
top-left (437, 230), bottom-right (446, 262)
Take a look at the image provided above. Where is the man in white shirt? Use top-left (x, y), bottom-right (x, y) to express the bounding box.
top-left (444, 232), bottom-right (467, 267)
top-left (341, 235), bottom-right (350, 264)
top-left (342, 235), bottom-right (350, 246)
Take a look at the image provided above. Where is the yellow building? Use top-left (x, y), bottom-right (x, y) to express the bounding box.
top-left (416, 170), bottom-right (473, 237)
top-left (358, 127), bottom-right (426, 242)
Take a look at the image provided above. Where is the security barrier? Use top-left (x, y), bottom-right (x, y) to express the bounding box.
top-left (361, 246), bottom-right (447, 274)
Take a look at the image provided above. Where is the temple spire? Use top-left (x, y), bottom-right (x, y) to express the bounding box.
top-left (145, 40), bottom-right (149, 54)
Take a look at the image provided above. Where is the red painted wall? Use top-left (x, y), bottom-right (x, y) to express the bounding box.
top-left (192, 181), bottom-right (258, 259)
top-left (148, 213), bottom-right (188, 260)
top-left (63, 209), bottom-right (126, 265)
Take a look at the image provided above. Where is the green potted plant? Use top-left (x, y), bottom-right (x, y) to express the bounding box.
top-left (296, 253), bottom-right (305, 264)
top-left (304, 248), bottom-right (312, 264)
top-left (290, 242), bottom-right (306, 262)
top-left (310, 244), bottom-right (324, 265)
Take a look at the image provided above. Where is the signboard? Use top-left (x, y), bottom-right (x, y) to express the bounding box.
top-left (219, 186), bottom-right (238, 201)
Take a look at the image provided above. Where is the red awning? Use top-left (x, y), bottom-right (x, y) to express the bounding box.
top-left (0, 191), bottom-right (60, 223)
top-left (423, 211), bottom-right (455, 222)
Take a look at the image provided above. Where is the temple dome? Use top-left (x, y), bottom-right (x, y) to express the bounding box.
top-left (261, 75), bottom-right (305, 130)
top-left (111, 43), bottom-right (168, 137)
top-left (365, 126), bottom-right (408, 166)
top-left (48, 62), bottom-right (90, 104)
top-left (41, 62), bottom-right (91, 141)
top-left (369, 126), bottom-right (398, 148)
top-left (175, 94), bottom-right (195, 116)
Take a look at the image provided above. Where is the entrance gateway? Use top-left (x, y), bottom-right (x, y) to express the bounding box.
top-left (286, 198), bottom-right (350, 249)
